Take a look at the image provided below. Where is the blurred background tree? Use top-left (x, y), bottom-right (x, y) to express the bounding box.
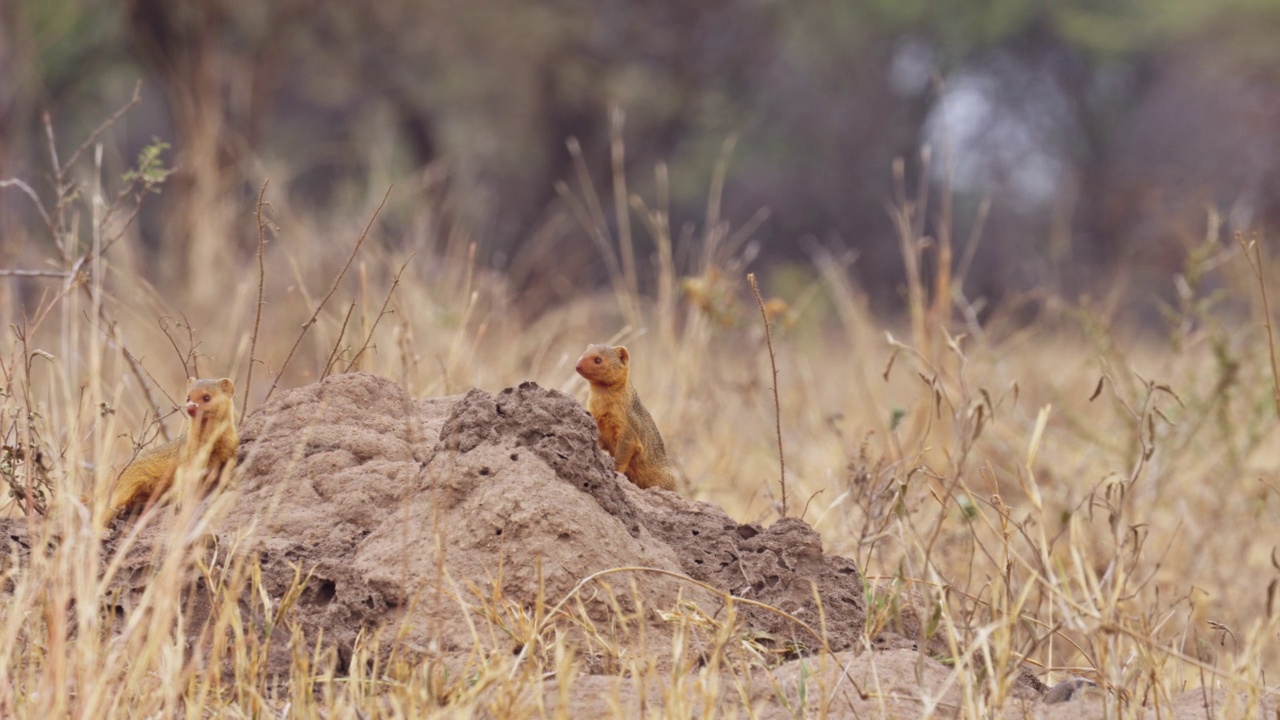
top-left (2, 0), bottom-right (1278, 316)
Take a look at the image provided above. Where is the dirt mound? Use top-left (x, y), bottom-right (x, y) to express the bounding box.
top-left (624, 487), bottom-right (865, 653)
top-left (222, 375), bottom-right (703, 672)
top-left (86, 374), bottom-right (865, 676)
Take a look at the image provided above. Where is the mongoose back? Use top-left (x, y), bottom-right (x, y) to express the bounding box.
top-left (108, 377), bottom-right (239, 518)
top-left (575, 344), bottom-right (676, 491)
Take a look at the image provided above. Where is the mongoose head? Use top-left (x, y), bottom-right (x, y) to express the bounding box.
top-left (184, 377), bottom-right (235, 422)
top-left (575, 344), bottom-right (629, 387)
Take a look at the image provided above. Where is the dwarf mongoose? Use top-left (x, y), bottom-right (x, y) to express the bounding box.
top-left (575, 344), bottom-right (676, 491)
top-left (107, 377), bottom-right (238, 517)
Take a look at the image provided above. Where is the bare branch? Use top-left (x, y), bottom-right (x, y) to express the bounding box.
top-left (1237, 231), bottom-right (1280, 418)
top-left (265, 185), bottom-right (392, 402)
top-left (242, 179), bottom-right (273, 423)
top-left (345, 255), bottom-right (412, 373)
top-left (748, 272), bottom-right (787, 518)
top-left (0, 178), bottom-right (52, 229)
top-left (321, 301), bottom-right (357, 380)
top-left (61, 81), bottom-right (143, 175)
top-left (0, 269), bottom-right (71, 279)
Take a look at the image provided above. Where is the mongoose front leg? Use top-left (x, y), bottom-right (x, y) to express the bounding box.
top-left (614, 435), bottom-right (642, 476)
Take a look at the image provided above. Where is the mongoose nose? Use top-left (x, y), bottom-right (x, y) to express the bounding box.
top-left (574, 360), bottom-right (584, 374)
top-left (186, 402), bottom-right (198, 417)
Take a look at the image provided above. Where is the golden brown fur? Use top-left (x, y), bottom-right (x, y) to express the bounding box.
top-left (108, 377), bottom-right (239, 518)
top-left (575, 344), bottom-right (676, 491)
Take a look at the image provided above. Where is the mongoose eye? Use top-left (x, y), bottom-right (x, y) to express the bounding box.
top-left (593, 357), bottom-right (602, 364)
top-left (203, 394), bottom-right (211, 402)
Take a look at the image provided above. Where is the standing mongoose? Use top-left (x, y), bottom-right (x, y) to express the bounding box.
top-left (107, 377), bottom-right (239, 518)
top-left (575, 344), bottom-right (677, 491)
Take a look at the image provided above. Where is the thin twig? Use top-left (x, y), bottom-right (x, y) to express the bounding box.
top-left (748, 272), bottom-right (787, 517)
top-left (0, 179), bottom-right (52, 229)
top-left (609, 108), bottom-right (636, 296)
top-left (158, 315), bottom-right (199, 379)
top-left (181, 313), bottom-right (198, 377)
top-left (890, 157), bottom-right (927, 355)
top-left (1237, 231), bottom-right (1280, 418)
top-left (320, 300), bottom-right (357, 381)
top-left (345, 255), bottom-right (412, 373)
top-left (13, 315), bottom-right (40, 515)
top-left (0, 269), bottom-right (71, 278)
top-left (76, 282), bottom-right (174, 440)
top-left (40, 113), bottom-right (75, 259)
top-left (113, 346), bottom-right (171, 443)
top-left (42, 112), bottom-right (62, 189)
top-left (265, 185), bottom-right (391, 402)
top-left (60, 81), bottom-right (143, 175)
top-left (99, 187), bottom-right (152, 256)
top-left (242, 179), bottom-right (273, 423)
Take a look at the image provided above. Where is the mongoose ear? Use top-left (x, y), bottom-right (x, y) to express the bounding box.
top-left (187, 377), bottom-right (197, 389)
top-left (218, 378), bottom-right (235, 396)
top-left (616, 346), bottom-right (629, 364)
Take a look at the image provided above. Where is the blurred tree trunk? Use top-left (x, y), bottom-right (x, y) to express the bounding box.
top-left (126, 0), bottom-right (237, 305)
top-left (0, 1), bottom-right (27, 173)
top-left (0, 2), bottom-right (37, 249)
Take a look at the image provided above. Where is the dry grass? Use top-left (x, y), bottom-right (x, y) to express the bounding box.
top-left (0, 106), bottom-right (1277, 718)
